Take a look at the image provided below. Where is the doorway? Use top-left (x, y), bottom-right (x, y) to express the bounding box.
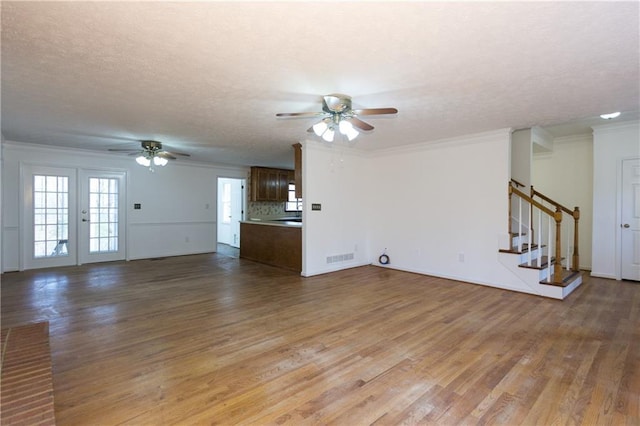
top-left (217, 177), bottom-right (245, 249)
top-left (22, 165), bottom-right (126, 270)
top-left (621, 158), bottom-right (640, 281)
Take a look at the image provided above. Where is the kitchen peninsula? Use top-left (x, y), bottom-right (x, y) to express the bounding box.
top-left (239, 219), bottom-right (302, 272)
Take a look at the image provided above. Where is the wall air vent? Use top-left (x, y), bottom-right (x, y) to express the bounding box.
top-left (326, 253), bottom-right (354, 264)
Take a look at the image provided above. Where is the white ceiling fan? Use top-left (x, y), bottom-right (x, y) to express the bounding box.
top-left (276, 94), bottom-right (398, 142)
top-left (109, 140), bottom-right (190, 170)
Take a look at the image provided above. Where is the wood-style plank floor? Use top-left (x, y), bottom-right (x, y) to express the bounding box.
top-left (1, 253), bottom-right (638, 425)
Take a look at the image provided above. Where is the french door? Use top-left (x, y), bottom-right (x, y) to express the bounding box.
top-left (23, 165), bottom-right (78, 269)
top-left (23, 166), bottom-right (126, 269)
top-left (78, 170), bottom-right (126, 264)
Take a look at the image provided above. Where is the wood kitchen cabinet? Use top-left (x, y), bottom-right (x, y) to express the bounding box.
top-left (240, 222), bottom-right (301, 272)
top-left (293, 143), bottom-right (302, 198)
top-left (250, 166), bottom-right (294, 202)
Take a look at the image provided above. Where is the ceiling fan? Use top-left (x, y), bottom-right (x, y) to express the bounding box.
top-left (276, 94), bottom-right (398, 142)
top-left (109, 140), bottom-right (190, 168)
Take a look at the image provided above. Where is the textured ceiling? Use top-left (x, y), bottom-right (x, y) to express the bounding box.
top-left (2, 1), bottom-right (639, 169)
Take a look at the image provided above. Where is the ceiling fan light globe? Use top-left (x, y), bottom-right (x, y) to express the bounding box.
top-left (313, 121), bottom-right (328, 136)
top-left (322, 128), bottom-right (335, 142)
top-left (153, 156), bottom-right (168, 166)
top-left (338, 120), bottom-right (352, 134)
top-left (339, 120), bottom-right (359, 140)
top-left (344, 127), bottom-right (359, 141)
top-left (136, 155), bottom-right (151, 167)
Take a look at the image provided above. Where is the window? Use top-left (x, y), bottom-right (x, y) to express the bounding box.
top-left (88, 177), bottom-right (119, 253)
top-left (33, 175), bottom-right (69, 257)
top-left (285, 183), bottom-right (302, 212)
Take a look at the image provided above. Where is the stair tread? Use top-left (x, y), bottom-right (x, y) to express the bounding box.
top-left (540, 270), bottom-right (582, 287)
top-left (499, 243), bottom-right (544, 255)
top-left (518, 256), bottom-right (555, 269)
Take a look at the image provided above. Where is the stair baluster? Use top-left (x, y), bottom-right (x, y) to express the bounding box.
top-left (500, 181), bottom-right (583, 298)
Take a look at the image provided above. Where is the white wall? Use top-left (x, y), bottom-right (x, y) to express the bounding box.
top-left (511, 128), bottom-right (532, 188)
top-left (302, 141), bottom-right (372, 276)
top-left (302, 129), bottom-right (547, 294)
top-left (532, 134), bottom-right (594, 270)
top-left (1, 141), bottom-right (248, 271)
top-left (366, 129), bottom-right (542, 293)
top-left (591, 121), bottom-right (640, 279)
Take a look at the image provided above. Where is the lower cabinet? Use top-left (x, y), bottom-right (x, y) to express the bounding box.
top-left (239, 223), bottom-right (301, 272)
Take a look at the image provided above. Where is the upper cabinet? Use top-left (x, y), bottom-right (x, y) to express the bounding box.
top-left (293, 143), bottom-right (302, 199)
top-left (250, 166), bottom-right (294, 202)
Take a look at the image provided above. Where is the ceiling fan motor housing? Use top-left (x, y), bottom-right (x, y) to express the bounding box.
top-left (323, 94), bottom-right (352, 114)
top-left (141, 140), bottom-right (163, 151)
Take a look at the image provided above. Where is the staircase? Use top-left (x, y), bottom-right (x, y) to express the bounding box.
top-left (498, 180), bottom-right (583, 300)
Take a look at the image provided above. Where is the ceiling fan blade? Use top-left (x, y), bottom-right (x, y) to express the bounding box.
top-left (163, 150), bottom-right (190, 157)
top-left (108, 148), bottom-right (140, 152)
top-left (348, 117), bottom-right (374, 131)
top-left (157, 152), bottom-right (177, 160)
top-left (352, 107), bottom-right (398, 116)
top-left (276, 112), bottom-right (326, 118)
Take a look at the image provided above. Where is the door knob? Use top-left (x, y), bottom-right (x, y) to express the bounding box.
top-left (622, 223), bottom-right (630, 228)
top-left (82, 218), bottom-right (89, 222)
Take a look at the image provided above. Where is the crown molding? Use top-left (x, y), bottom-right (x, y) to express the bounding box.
top-left (369, 128), bottom-right (513, 158)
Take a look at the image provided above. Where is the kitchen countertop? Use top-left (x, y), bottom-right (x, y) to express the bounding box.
top-left (241, 219), bottom-right (302, 228)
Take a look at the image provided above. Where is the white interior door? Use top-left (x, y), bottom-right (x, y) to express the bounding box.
top-left (78, 170), bottom-right (126, 264)
top-left (621, 158), bottom-right (640, 281)
top-left (217, 178), bottom-right (232, 245)
top-left (229, 179), bottom-right (245, 248)
top-left (23, 165), bottom-right (78, 270)
top-left (217, 177), bottom-right (245, 248)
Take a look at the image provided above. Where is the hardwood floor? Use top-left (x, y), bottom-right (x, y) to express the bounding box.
top-left (1, 254), bottom-right (638, 425)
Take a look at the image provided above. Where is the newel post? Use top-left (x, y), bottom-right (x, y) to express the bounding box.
top-left (572, 207), bottom-right (580, 272)
top-left (554, 207), bottom-right (563, 284)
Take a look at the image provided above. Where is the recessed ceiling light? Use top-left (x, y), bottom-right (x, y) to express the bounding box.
top-left (600, 112), bottom-right (621, 119)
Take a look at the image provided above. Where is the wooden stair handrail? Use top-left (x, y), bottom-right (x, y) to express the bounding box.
top-left (509, 185), bottom-right (556, 217)
top-left (509, 182), bottom-right (565, 285)
top-left (530, 186), bottom-right (574, 216)
top-left (510, 178), bottom-right (526, 188)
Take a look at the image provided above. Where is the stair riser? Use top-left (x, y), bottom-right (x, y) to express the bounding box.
top-left (497, 251), bottom-right (581, 300)
top-left (517, 249), bottom-right (542, 263)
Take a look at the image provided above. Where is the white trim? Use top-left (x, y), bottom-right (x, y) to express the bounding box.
top-left (370, 128), bottom-right (513, 158)
top-left (590, 272), bottom-right (618, 280)
top-left (552, 134), bottom-right (593, 145)
top-left (2, 140), bottom-right (250, 172)
top-left (129, 220), bottom-right (217, 226)
top-left (592, 120), bottom-right (640, 135)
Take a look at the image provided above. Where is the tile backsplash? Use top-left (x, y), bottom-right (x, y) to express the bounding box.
top-left (247, 201), bottom-right (301, 219)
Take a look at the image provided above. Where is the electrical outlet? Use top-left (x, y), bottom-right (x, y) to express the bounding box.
top-left (458, 252), bottom-right (465, 262)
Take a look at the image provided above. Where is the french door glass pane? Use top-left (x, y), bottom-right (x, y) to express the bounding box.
top-left (33, 174), bottom-right (69, 258)
top-left (88, 177), bottom-right (119, 254)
